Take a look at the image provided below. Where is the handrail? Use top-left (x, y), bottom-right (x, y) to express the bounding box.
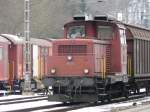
top-left (100, 57), bottom-right (106, 79)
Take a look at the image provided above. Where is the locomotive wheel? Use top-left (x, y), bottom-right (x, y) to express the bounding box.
top-left (63, 102), bottom-right (69, 105)
top-left (107, 94), bottom-right (112, 102)
top-left (125, 90), bottom-right (129, 99)
top-left (94, 101), bottom-right (99, 104)
top-left (123, 86), bottom-right (129, 99)
top-left (100, 99), bottom-right (105, 103)
top-left (146, 88), bottom-right (148, 96)
top-left (146, 81), bottom-right (150, 96)
top-left (146, 86), bottom-right (150, 96)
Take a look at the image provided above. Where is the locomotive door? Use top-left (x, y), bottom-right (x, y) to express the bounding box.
top-left (94, 44), bottom-right (106, 78)
top-left (94, 44), bottom-right (101, 73)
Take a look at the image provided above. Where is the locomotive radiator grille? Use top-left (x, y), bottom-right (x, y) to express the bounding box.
top-left (58, 45), bottom-right (87, 56)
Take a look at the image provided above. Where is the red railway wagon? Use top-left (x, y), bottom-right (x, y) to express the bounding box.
top-left (0, 34), bottom-right (52, 92)
top-left (43, 15), bottom-right (150, 103)
top-left (0, 35), bottom-right (10, 89)
top-left (1, 34), bottom-right (24, 86)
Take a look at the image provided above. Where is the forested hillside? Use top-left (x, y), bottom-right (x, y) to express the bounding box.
top-left (0, 0), bottom-right (127, 38)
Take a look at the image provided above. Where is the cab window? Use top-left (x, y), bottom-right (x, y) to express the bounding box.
top-left (97, 26), bottom-right (113, 40)
top-left (67, 26), bottom-right (85, 38)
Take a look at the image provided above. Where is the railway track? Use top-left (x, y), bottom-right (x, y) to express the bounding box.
top-left (0, 95), bottom-right (88, 112)
top-left (50, 93), bottom-right (148, 112)
top-left (9, 103), bottom-right (92, 112)
top-left (0, 92), bottom-right (149, 112)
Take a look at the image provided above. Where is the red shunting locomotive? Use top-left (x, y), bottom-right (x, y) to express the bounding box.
top-left (43, 15), bottom-right (150, 102)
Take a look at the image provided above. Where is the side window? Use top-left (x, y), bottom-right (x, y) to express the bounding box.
top-left (119, 29), bottom-right (126, 44)
top-left (67, 26), bottom-right (85, 38)
top-left (0, 47), bottom-right (3, 60)
top-left (97, 26), bottom-right (113, 40)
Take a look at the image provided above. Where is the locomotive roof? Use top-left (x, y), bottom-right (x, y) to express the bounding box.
top-left (1, 34), bottom-right (24, 44)
top-left (64, 20), bottom-right (117, 27)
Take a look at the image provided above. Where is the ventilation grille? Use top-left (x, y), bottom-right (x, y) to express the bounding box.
top-left (58, 45), bottom-right (87, 56)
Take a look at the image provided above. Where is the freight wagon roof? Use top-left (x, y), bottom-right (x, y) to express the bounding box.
top-left (0, 36), bottom-right (11, 44)
top-left (125, 24), bottom-right (150, 40)
top-left (1, 34), bottom-right (24, 44)
top-left (30, 38), bottom-right (52, 47)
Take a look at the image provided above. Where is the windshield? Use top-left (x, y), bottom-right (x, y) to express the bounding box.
top-left (97, 25), bottom-right (113, 40)
top-left (67, 26), bottom-right (85, 38)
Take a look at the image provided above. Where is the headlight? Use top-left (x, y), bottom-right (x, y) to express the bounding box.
top-left (84, 69), bottom-right (89, 74)
top-left (51, 69), bottom-right (56, 74)
top-left (67, 56), bottom-right (72, 61)
top-left (49, 86), bottom-right (53, 90)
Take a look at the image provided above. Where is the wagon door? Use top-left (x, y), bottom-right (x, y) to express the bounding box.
top-left (40, 48), bottom-right (48, 79)
top-left (33, 45), bottom-right (39, 78)
top-left (8, 44), bottom-right (16, 85)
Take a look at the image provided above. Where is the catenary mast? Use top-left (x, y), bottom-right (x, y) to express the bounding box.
top-left (23, 0), bottom-right (32, 93)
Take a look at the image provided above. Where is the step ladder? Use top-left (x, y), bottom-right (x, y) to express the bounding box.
top-left (95, 77), bottom-right (107, 101)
